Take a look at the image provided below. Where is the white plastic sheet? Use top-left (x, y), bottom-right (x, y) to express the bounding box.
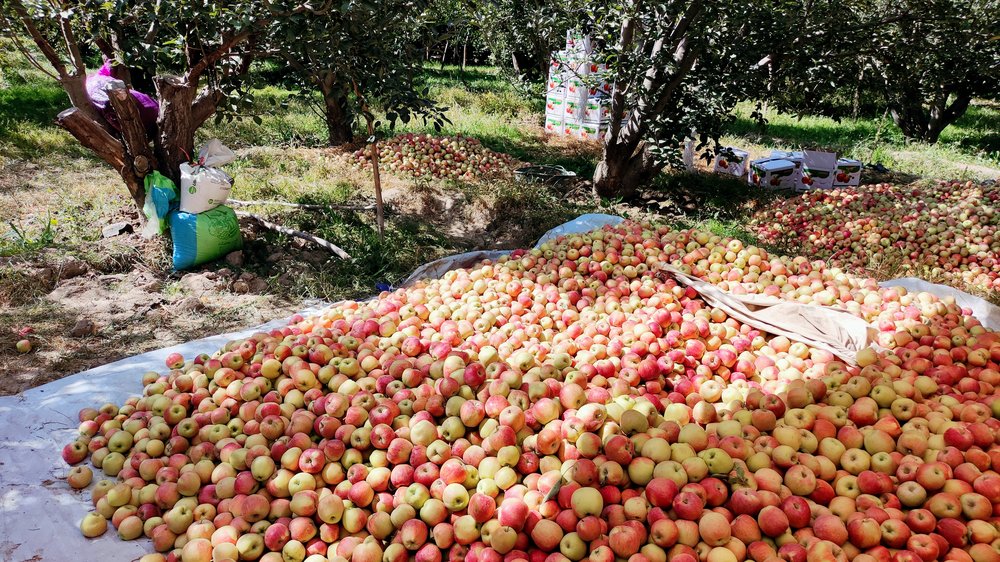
top-left (0, 304), bottom-right (326, 562)
top-left (400, 214), bottom-right (625, 288)
top-left (880, 278), bottom-right (1000, 331)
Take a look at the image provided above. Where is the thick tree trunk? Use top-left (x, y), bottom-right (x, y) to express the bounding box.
top-left (510, 52), bottom-right (521, 76)
top-left (154, 76), bottom-right (198, 185)
top-left (323, 92), bottom-right (354, 146)
top-left (593, 143), bottom-right (663, 199)
top-left (890, 92), bottom-right (971, 144)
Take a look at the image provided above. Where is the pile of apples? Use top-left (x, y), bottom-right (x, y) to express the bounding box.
top-left (61, 221), bottom-right (1000, 562)
top-left (352, 134), bottom-right (518, 181)
top-left (752, 180), bottom-right (1000, 293)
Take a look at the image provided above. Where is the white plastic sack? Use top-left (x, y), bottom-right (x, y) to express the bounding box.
top-left (401, 251), bottom-right (511, 288)
top-left (179, 139), bottom-right (236, 214)
top-left (880, 278), bottom-right (1000, 331)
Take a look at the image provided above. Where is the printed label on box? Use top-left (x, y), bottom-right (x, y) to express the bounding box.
top-left (834, 158), bottom-right (863, 187)
top-left (713, 147), bottom-right (750, 177)
top-left (749, 159), bottom-right (796, 189)
top-left (545, 115), bottom-right (564, 134)
top-left (579, 122), bottom-right (604, 140)
top-left (584, 99), bottom-right (610, 121)
top-left (545, 91), bottom-right (565, 115)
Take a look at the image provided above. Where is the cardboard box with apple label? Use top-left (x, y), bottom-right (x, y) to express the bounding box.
top-left (579, 121), bottom-right (605, 141)
top-left (713, 147), bottom-right (750, 177)
top-left (801, 150), bottom-right (838, 190)
top-left (835, 158), bottom-right (863, 187)
top-left (545, 114), bottom-right (563, 134)
top-left (749, 158), bottom-right (797, 189)
top-left (584, 98), bottom-right (610, 122)
top-left (770, 150), bottom-right (805, 187)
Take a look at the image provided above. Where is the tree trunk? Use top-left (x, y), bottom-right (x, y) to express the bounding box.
top-left (593, 143), bottom-right (663, 199)
top-left (462, 41), bottom-right (468, 72)
top-left (154, 76), bottom-right (198, 185)
top-left (440, 41), bottom-right (449, 70)
top-left (322, 90), bottom-right (353, 146)
top-left (890, 92), bottom-right (970, 144)
top-left (510, 52), bottom-right (521, 76)
top-left (851, 64), bottom-right (865, 120)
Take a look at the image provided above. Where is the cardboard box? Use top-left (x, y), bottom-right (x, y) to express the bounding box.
top-left (563, 97), bottom-right (584, 122)
top-left (584, 98), bottom-right (610, 122)
top-left (749, 158), bottom-right (796, 189)
top-left (565, 30), bottom-right (591, 54)
top-left (713, 147), bottom-right (750, 177)
top-left (545, 89), bottom-right (566, 116)
top-left (563, 121), bottom-right (581, 137)
top-left (834, 158), bottom-right (863, 187)
top-left (578, 121), bottom-right (605, 141)
top-left (545, 114), bottom-right (564, 135)
top-left (802, 150), bottom-right (838, 190)
top-left (566, 77), bottom-right (586, 98)
top-left (769, 150), bottom-right (805, 187)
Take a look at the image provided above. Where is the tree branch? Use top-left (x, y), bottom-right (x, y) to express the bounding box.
top-left (191, 88), bottom-right (224, 129)
top-left (608, 15), bottom-right (637, 145)
top-left (2, 16), bottom-right (59, 80)
top-left (57, 11), bottom-right (87, 76)
top-left (187, 31), bottom-right (252, 85)
top-left (238, 212), bottom-right (351, 259)
top-left (9, 0), bottom-right (70, 79)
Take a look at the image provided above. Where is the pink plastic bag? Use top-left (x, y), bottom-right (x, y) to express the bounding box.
top-left (86, 62), bottom-right (159, 134)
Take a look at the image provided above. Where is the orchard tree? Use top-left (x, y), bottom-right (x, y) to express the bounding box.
top-left (587, 0), bottom-right (774, 197)
top-left (0, 0), bottom-right (266, 211)
top-left (474, 0), bottom-right (574, 83)
top-left (868, 0), bottom-right (998, 143)
top-left (763, 0), bottom-right (999, 143)
top-left (265, 0), bottom-right (445, 146)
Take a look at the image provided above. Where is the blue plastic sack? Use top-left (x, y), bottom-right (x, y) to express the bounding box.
top-left (168, 205), bottom-right (243, 270)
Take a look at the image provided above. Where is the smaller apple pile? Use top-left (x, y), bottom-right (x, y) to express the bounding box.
top-left (56, 221), bottom-right (1000, 562)
top-left (353, 134), bottom-right (518, 182)
top-left (752, 180), bottom-right (1000, 295)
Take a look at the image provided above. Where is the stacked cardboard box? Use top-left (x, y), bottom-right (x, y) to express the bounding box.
top-left (545, 31), bottom-right (613, 140)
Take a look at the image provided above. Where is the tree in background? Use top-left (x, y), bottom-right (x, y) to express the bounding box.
top-left (761, 0), bottom-right (999, 143)
top-left (869, 0), bottom-right (998, 143)
top-left (474, 0), bottom-right (574, 84)
top-left (0, 0), bottom-right (266, 210)
top-left (265, 0), bottom-right (446, 147)
top-left (587, 0), bottom-right (774, 197)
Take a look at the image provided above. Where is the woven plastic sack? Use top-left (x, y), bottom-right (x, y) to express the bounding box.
top-left (86, 62), bottom-right (159, 134)
top-left (179, 140), bottom-right (236, 214)
top-left (168, 205), bottom-right (243, 270)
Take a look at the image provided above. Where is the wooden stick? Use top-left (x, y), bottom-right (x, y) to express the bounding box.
top-left (237, 212), bottom-right (351, 259)
top-left (106, 82), bottom-right (156, 177)
top-left (228, 199), bottom-right (376, 211)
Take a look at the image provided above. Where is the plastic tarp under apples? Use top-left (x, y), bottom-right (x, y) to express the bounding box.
top-left (1, 214), bottom-right (999, 562)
